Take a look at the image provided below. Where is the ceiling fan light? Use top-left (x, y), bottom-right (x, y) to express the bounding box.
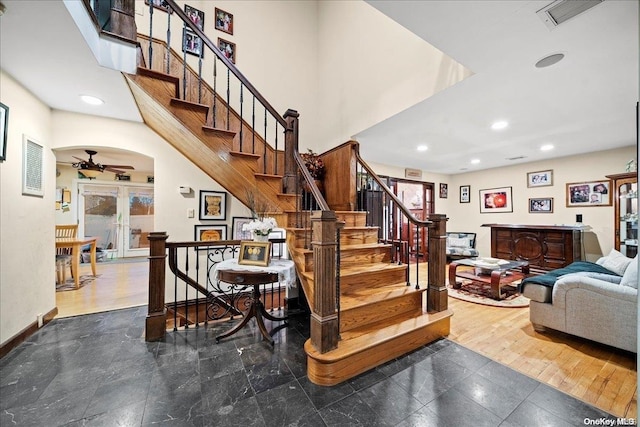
top-left (80, 169), bottom-right (101, 178)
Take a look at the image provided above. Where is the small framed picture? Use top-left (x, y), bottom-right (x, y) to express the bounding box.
top-left (238, 241), bottom-right (271, 267)
top-left (0, 102), bottom-right (8, 161)
top-left (439, 183), bottom-right (448, 199)
top-left (566, 180), bottom-right (612, 207)
top-left (144, 0), bottom-right (173, 14)
top-left (527, 170), bottom-right (553, 188)
top-left (529, 198), bottom-right (554, 213)
top-left (218, 38), bottom-right (236, 63)
top-left (459, 185), bottom-right (470, 203)
top-left (183, 28), bottom-right (203, 57)
top-left (232, 216), bottom-right (254, 240)
top-left (215, 8), bottom-right (233, 35)
top-left (479, 187), bottom-right (513, 213)
top-left (184, 4), bottom-right (204, 31)
top-left (194, 224), bottom-right (227, 242)
top-left (199, 190), bottom-right (227, 220)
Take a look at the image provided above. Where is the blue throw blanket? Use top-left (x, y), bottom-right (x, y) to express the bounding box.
top-left (520, 261), bottom-right (619, 288)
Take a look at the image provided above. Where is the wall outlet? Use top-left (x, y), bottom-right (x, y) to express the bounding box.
top-left (37, 313), bottom-right (44, 328)
top-left (187, 209), bottom-right (195, 218)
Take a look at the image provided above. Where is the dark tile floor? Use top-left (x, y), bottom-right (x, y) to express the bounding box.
top-left (0, 306), bottom-right (618, 426)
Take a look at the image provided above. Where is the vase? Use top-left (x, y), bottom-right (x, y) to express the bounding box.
top-left (253, 232), bottom-right (270, 242)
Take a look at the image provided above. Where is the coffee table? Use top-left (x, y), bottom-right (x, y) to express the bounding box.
top-left (448, 257), bottom-right (530, 300)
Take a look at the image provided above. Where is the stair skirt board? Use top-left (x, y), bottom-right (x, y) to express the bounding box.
top-left (304, 310), bottom-right (452, 386)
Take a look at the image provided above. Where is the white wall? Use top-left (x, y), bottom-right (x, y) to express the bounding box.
top-left (0, 71), bottom-right (57, 344)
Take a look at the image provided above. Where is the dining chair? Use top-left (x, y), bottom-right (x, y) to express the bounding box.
top-left (55, 224), bottom-right (78, 284)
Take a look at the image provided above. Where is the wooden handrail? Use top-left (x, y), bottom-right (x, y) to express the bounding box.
top-left (163, 0), bottom-right (287, 129)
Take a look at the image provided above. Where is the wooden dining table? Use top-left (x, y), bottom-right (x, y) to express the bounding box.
top-left (55, 237), bottom-right (98, 289)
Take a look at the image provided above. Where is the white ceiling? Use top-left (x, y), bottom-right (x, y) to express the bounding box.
top-left (0, 0), bottom-right (638, 176)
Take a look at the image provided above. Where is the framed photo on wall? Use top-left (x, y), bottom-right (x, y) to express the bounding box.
top-left (527, 170), bottom-right (553, 187)
top-left (183, 28), bottom-right (203, 57)
top-left (566, 180), bottom-right (612, 207)
top-left (439, 183), bottom-right (448, 199)
top-left (184, 4), bottom-right (204, 30)
top-left (232, 216), bottom-right (254, 240)
top-left (199, 190), bottom-right (227, 220)
top-left (529, 197), bottom-right (553, 213)
top-left (479, 186), bottom-right (512, 213)
top-left (218, 38), bottom-right (236, 63)
top-left (0, 102), bottom-right (8, 161)
top-left (194, 224), bottom-right (227, 242)
top-left (215, 8), bottom-right (234, 35)
top-left (459, 185), bottom-right (470, 203)
top-left (144, 0), bottom-right (173, 14)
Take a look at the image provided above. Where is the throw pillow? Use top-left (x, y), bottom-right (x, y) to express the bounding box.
top-left (620, 255), bottom-right (638, 288)
top-left (448, 237), bottom-right (469, 248)
top-left (596, 248), bottom-right (633, 276)
top-left (558, 271), bottom-right (622, 284)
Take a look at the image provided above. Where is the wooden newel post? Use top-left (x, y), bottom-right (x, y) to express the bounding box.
top-left (283, 109), bottom-right (299, 194)
top-left (146, 232), bottom-right (168, 341)
top-left (310, 211), bottom-right (339, 353)
top-left (427, 214), bottom-right (448, 312)
top-left (110, 0), bottom-right (137, 42)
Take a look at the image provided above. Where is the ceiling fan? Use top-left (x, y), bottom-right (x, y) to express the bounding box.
top-left (71, 150), bottom-right (135, 178)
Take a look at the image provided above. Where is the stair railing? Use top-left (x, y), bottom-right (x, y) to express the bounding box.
top-left (142, 0), bottom-right (290, 176)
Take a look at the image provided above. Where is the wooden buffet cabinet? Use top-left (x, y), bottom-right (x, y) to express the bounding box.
top-left (482, 224), bottom-right (585, 272)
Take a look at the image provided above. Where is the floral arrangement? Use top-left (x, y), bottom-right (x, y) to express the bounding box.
top-left (301, 149), bottom-right (325, 180)
top-left (242, 216), bottom-right (278, 237)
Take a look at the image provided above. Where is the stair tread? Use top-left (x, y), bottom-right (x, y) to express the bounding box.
top-left (203, 127), bottom-right (237, 138)
top-left (305, 309), bottom-right (453, 360)
top-left (296, 242), bottom-right (393, 255)
top-left (340, 284), bottom-right (424, 310)
top-left (301, 262), bottom-right (406, 280)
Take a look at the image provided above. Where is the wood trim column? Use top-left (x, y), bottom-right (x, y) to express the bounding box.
top-left (110, 0), bottom-right (137, 42)
top-left (146, 232), bottom-right (168, 341)
top-left (310, 210), bottom-right (339, 353)
top-left (427, 214), bottom-right (448, 312)
top-left (283, 109), bottom-right (299, 194)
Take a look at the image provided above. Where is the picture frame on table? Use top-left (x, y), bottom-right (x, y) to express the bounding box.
top-left (527, 170), bottom-right (553, 188)
top-left (238, 241), bottom-right (271, 267)
top-left (268, 228), bottom-right (285, 258)
top-left (144, 0), bottom-right (173, 13)
top-left (218, 38), bottom-right (236, 63)
top-left (439, 183), bottom-right (448, 199)
top-left (215, 7), bottom-right (234, 35)
top-left (459, 185), bottom-right (470, 203)
top-left (0, 102), bottom-right (8, 161)
top-left (199, 190), bottom-right (227, 220)
top-left (232, 216), bottom-right (254, 240)
top-left (183, 28), bottom-right (203, 57)
top-left (529, 197), bottom-right (554, 213)
top-left (566, 180), bottom-right (612, 207)
top-left (479, 186), bottom-right (513, 213)
top-left (194, 224), bottom-right (227, 242)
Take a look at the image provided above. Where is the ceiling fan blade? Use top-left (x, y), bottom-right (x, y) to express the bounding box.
top-left (105, 167), bottom-right (127, 174)
top-left (104, 164), bottom-right (135, 170)
top-left (72, 156), bottom-right (89, 162)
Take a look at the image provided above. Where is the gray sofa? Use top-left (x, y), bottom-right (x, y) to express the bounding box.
top-left (521, 254), bottom-right (638, 353)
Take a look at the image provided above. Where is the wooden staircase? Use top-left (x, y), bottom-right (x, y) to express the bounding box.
top-left (127, 37), bottom-right (451, 386)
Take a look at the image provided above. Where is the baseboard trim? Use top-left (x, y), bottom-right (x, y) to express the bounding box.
top-left (0, 306), bottom-right (58, 359)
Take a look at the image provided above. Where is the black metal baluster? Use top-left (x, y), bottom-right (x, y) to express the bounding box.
top-left (197, 49), bottom-right (203, 104)
top-left (182, 24), bottom-right (187, 101)
top-left (336, 227), bottom-right (341, 338)
top-left (194, 247), bottom-right (199, 327)
top-left (212, 57), bottom-right (217, 128)
top-left (184, 247), bottom-right (190, 328)
top-left (148, 0), bottom-right (153, 67)
top-left (165, 6), bottom-right (171, 73)
top-left (414, 223), bottom-right (420, 289)
top-left (226, 69), bottom-right (230, 130)
top-left (252, 97), bottom-right (256, 154)
top-left (274, 123), bottom-right (278, 175)
top-left (263, 109), bottom-right (267, 174)
top-left (239, 84), bottom-right (244, 151)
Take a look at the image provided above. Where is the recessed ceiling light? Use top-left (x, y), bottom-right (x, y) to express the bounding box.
top-left (80, 95), bottom-right (104, 106)
top-left (471, 159), bottom-right (480, 165)
top-left (491, 121), bottom-right (508, 130)
top-left (417, 145), bottom-right (428, 152)
top-left (540, 144), bottom-right (554, 151)
top-left (535, 53), bottom-right (565, 68)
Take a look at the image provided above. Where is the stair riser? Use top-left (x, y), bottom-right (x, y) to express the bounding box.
top-left (340, 269), bottom-right (407, 291)
top-left (304, 247), bottom-right (392, 271)
top-left (305, 316), bottom-right (451, 386)
top-left (291, 228), bottom-right (379, 247)
top-left (340, 294), bottom-right (422, 332)
top-left (285, 212), bottom-right (367, 228)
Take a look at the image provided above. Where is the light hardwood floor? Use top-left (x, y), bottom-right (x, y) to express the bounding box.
top-left (56, 260), bottom-right (637, 418)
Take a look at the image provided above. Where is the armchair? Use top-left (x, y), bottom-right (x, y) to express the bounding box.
top-left (446, 232), bottom-right (479, 260)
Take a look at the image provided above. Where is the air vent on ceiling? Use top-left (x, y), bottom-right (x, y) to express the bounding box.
top-left (536, 0), bottom-right (604, 30)
top-left (506, 156), bottom-right (527, 161)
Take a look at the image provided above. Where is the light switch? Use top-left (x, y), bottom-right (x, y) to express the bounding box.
top-left (187, 209), bottom-right (195, 218)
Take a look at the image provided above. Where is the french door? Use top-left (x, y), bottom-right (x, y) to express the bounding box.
top-left (78, 182), bottom-right (154, 258)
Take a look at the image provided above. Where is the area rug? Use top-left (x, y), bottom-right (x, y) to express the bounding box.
top-left (447, 280), bottom-right (530, 308)
top-left (55, 275), bottom-right (100, 292)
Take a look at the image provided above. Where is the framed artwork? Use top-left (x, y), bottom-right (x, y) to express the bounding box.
top-left (183, 28), bottom-right (203, 57)
top-left (479, 187), bottom-right (513, 213)
top-left (184, 4), bottom-right (204, 31)
top-left (218, 38), bottom-right (236, 63)
top-left (529, 197), bottom-right (554, 213)
top-left (199, 190), bottom-right (227, 220)
top-left (22, 135), bottom-right (44, 197)
top-left (0, 102), bottom-right (8, 161)
top-left (238, 241), bottom-right (271, 266)
top-left (268, 228), bottom-right (285, 258)
top-left (194, 224), bottom-right (227, 242)
top-left (215, 8), bottom-right (234, 35)
top-left (459, 185), bottom-right (470, 203)
top-left (232, 216), bottom-right (254, 240)
top-left (566, 180), bottom-right (612, 207)
top-left (439, 183), bottom-right (448, 199)
top-left (527, 170), bottom-right (553, 187)
top-left (144, 0), bottom-right (173, 14)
